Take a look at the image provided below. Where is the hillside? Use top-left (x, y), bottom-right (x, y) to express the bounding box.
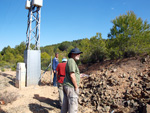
top-left (0, 54), bottom-right (150, 113)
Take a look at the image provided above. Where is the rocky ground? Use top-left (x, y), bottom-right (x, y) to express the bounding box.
top-left (0, 54), bottom-right (150, 113)
top-left (78, 54), bottom-right (150, 113)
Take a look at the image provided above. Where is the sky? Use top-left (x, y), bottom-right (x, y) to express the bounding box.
top-left (0, 0), bottom-right (150, 51)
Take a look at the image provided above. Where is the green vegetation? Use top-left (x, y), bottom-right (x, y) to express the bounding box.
top-left (107, 11), bottom-right (150, 59)
top-left (0, 11), bottom-right (150, 70)
top-left (0, 42), bottom-right (25, 71)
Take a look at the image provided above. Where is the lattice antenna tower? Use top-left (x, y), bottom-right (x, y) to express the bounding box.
top-left (24, 0), bottom-right (43, 86)
top-left (25, 0), bottom-right (43, 50)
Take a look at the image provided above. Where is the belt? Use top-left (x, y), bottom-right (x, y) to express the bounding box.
top-left (59, 75), bottom-right (65, 77)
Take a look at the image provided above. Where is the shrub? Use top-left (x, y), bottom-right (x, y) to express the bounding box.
top-left (58, 41), bottom-right (71, 51)
top-left (0, 91), bottom-right (18, 105)
top-left (1, 68), bottom-right (5, 72)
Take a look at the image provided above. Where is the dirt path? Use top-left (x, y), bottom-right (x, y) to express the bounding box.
top-left (0, 71), bottom-right (61, 113)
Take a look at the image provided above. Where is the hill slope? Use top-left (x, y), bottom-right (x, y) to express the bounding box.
top-left (79, 54), bottom-right (150, 112)
top-left (0, 54), bottom-right (150, 113)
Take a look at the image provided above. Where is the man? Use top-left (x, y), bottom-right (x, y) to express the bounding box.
top-left (56, 57), bottom-right (67, 107)
top-left (52, 52), bottom-right (59, 86)
top-left (61, 48), bottom-right (83, 113)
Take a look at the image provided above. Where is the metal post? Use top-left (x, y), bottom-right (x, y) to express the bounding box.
top-left (38, 8), bottom-right (41, 50)
top-left (29, 9), bottom-right (32, 50)
top-left (50, 56), bottom-right (52, 84)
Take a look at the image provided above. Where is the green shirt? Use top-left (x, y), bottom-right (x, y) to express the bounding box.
top-left (63, 58), bottom-right (80, 87)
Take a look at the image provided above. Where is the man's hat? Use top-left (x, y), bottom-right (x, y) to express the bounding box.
top-left (68, 48), bottom-right (83, 58)
top-left (62, 58), bottom-right (67, 62)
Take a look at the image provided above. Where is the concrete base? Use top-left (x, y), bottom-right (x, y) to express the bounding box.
top-left (15, 79), bottom-right (25, 89)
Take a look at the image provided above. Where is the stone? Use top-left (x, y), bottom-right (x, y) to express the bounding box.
top-left (146, 83), bottom-right (150, 89)
top-left (104, 105), bottom-right (110, 112)
top-left (111, 68), bottom-right (117, 73)
top-left (128, 76), bottom-right (133, 81)
top-left (146, 104), bottom-right (150, 113)
top-left (130, 82), bottom-right (135, 88)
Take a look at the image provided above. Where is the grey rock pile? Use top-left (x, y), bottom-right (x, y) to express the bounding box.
top-left (79, 56), bottom-right (150, 113)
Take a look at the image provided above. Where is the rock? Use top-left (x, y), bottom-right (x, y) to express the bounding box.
top-left (128, 76), bottom-right (133, 81)
top-left (141, 58), bottom-right (147, 63)
top-left (0, 101), bottom-right (5, 105)
top-left (146, 104), bottom-right (150, 113)
top-left (139, 72), bottom-right (143, 77)
top-left (146, 83), bottom-right (150, 90)
top-left (104, 105), bottom-right (110, 112)
top-left (115, 93), bottom-right (121, 98)
top-left (83, 97), bottom-right (89, 102)
top-left (130, 82), bottom-right (135, 88)
top-left (119, 73), bottom-right (126, 78)
top-left (111, 68), bottom-right (117, 73)
top-left (104, 71), bottom-right (108, 77)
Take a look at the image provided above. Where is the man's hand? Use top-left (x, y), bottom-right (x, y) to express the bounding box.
top-left (75, 87), bottom-right (78, 91)
top-left (53, 70), bottom-right (56, 73)
top-left (75, 87), bottom-right (79, 95)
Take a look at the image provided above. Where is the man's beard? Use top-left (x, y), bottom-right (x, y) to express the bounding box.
top-left (75, 56), bottom-right (80, 60)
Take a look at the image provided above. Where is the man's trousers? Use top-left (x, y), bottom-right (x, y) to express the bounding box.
top-left (61, 85), bottom-right (79, 113)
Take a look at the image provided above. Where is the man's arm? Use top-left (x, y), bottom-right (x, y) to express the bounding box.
top-left (70, 72), bottom-right (78, 91)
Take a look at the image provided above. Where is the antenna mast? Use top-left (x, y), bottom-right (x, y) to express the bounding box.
top-left (24, 0), bottom-right (43, 86)
top-left (26, 0), bottom-right (42, 50)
